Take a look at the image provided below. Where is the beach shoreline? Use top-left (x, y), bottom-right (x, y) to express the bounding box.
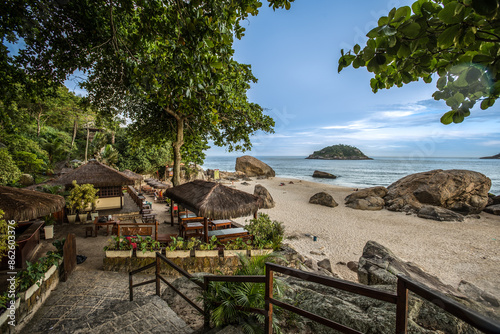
top-left (225, 175), bottom-right (500, 298)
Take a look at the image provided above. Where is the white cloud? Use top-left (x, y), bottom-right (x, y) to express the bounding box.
top-left (379, 111), bottom-right (415, 118)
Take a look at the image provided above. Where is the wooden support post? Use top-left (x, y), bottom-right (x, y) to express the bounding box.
top-left (204, 276), bottom-right (210, 330)
top-left (154, 220), bottom-right (158, 241)
top-left (170, 200), bottom-right (175, 227)
top-left (265, 265), bottom-right (273, 334)
top-left (204, 217), bottom-right (209, 243)
top-left (253, 211), bottom-right (258, 219)
top-left (129, 274), bottom-right (133, 301)
top-left (396, 276), bottom-right (409, 334)
top-left (156, 255), bottom-right (161, 296)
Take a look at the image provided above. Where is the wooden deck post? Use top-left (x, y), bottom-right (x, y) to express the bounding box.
top-left (204, 217), bottom-right (209, 243)
top-left (155, 254), bottom-right (161, 296)
top-left (396, 276), bottom-right (408, 334)
top-left (170, 200), bottom-right (175, 226)
top-left (204, 276), bottom-right (210, 330)
top-left (265, 265), bottom-right (273, 334)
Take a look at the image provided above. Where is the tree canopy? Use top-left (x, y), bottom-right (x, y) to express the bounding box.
top-left (338, 0), bottom-right (500, 124)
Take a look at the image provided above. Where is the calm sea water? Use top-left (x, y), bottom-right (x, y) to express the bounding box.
top-left (202, 156), bottom-right (500, 195)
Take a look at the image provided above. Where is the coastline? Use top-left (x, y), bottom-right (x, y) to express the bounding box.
top-left (227, 175), bottom-right (500, 298)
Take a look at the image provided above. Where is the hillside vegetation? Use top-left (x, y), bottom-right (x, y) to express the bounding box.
top-left (306, 144), bottom-right (372, 160)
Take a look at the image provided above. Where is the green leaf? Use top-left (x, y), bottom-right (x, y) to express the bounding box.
top-left (412, 1), bottom-right (422, 15)
top-left (437, 76), bottom-right (447, 89)
top-left (399, 22), bottom-right (421, 38)
top-left (441, 110), bottom-right (455, 124)
top-left (397, 44), bottom-right (411, 58)
top-left (378, 16), bottom-right (389, 26)
top-left (394, 6), bottom-right (411, 21)
top-left (472, 54), bottom-right (494, 64)
top-left (353, 44), bottom-right (361, 54)
top-left (480, 98), bottom-right (495, 109)
top-left (438, 2), bottom-right (464, 24)
top-left (452, 110), bottom-right (465, 123)
top-left (211, 62), bottom-right (223, 69)
top-left (285, 1), bottom-right (291, 10)
top-left (437, 24), bottom-right (460, 49)
top-left (463, 30), bottom-right (475, 46)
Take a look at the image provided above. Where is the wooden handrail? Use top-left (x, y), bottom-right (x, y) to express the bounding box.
top-left (397, 275), bottom-right (500, 334)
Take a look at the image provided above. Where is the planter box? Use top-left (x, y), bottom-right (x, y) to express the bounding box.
top-left (105, 249), bottom-right (133, 258)
top-left (44, 264), bottom-right (57, 281)
top-left (165, 250), bottom-right (191, 258)
top-left (20, 279), bottom-right (43, 301)
top-left (90, 212), bottom-right (99, 221)
top-left (223, 250), bottom-right (247, 257)
top-left (67, 214), bottom-right (77, 224)
top-left (0, 298), bottom-right (19, 327)
top-left (136, 250), bottom-right (160, 258)
top-left (249, 249), bottom-right (273, 257)
top-left (44, 225), bottom-right (54, 239)
top-left (194, 250), bottom-right (219, 258)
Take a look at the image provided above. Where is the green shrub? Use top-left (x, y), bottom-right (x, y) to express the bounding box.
top-left (246, 213), bottom-right (284, 250)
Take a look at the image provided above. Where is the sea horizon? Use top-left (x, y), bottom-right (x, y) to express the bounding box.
top-left (201, 155), bottom-right (500, 195)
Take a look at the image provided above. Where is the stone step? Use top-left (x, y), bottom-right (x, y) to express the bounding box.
top-left (54, 295), bottom-right (193, 334)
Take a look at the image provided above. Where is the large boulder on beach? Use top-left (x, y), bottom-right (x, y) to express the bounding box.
top-left (345, 186), bottom-right (387, 210)
top-left (254, 184), bottom-right (275, 209)
top-left (309, 192), bottom-right (338, 207)
top-left (235, 156), bottom-right (275, 178)
top-left (417, 205), bottom-right (465, 222)
top-left (312, 170), bottom-right (337, 179)
top-left (384, 169), bottom-right (491, 215)
top-left (483, 204), bottom-right (500, 215)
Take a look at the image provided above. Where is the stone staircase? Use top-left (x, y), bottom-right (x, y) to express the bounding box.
top-left (58, 295), bottom-right (193, 334)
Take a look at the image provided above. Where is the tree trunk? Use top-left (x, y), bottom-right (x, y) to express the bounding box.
top-left (166, 107), bottom-right (184, 186)
top-left (85, 127), bottom-right (90, 163)
top-left (71, 119), bottom-right (78, 148)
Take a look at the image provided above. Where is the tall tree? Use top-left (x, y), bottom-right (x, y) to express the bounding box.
top-left (84, 0), bottom-right (289, 185)
top-left (338, 0), bottom-right (500, 124)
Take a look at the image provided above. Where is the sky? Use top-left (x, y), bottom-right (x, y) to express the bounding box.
top-left (202, 0), bottom-right (500, 158)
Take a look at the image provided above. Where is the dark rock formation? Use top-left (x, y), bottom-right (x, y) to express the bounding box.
top-left (306, 144), bottom-right (372, 160)
top-left (253, 184), bottom-right (275, 209)
top-left (385, 169), bottom-right (491, 215)
top-left (312, 170), bottom-right (337, 179)
top-left (345, 186), bottom-right (387, 211)
top-left (309, 192), bottom-right (338, 207)
top-left (480, 153), bottom-right (500, 159)
top-left (484, 204), bottom-right (500, 215)
top-left (235, 156), bottom-right (275, 178)
top-left (417, 205), bottom-right (465, 222)
top-left (317, 259), bottom-right (332, 273)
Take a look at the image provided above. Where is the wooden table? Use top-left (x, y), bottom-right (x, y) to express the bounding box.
top-left (209, 219), bottom-right (232, 230)
top-left (142, 214), bottom-right (156, 223)
top-left (181, 222), bottom-right (204, 238)
top-left (93, 218), bottom-right (118, 237)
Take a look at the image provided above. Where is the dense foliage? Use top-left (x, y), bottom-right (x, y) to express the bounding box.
top-left (309, 144), bottom-right (369, 159)
top-left (246, 213), bottom-right (285, 250)
top-left (338, 0), bottom-right (500, 124)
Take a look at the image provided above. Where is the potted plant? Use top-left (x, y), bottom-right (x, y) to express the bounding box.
top-left (103, 236), bottom-right (134, 257)
top-left (65, 182), bottom-right (80, 223)
top-left (195, 236), bottom-right (219, 258)
top-left (90, 199), bottom-right (99, 222)
top-left (43, 215), bottom-right (55, 239)
top-left (66, 181), bottom-right (99, 224)
top-left (223, 238), bottom-right (252, 257)
top-left (246, 213), bottom-right (285, 253)
top-left (135, 236), bottom-right (162, 258)
top-left (165, 237), bottom-right (197, 258)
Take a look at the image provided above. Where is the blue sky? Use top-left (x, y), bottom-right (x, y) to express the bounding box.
top-left (205, 0), bottom-right (500, 158)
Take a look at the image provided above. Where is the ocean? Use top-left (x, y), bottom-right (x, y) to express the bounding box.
top-left (201, 156), bottom-right (500, 195)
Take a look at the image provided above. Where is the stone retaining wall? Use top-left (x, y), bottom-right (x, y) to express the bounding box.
top-left (103, 247), bottom-right (300, 276)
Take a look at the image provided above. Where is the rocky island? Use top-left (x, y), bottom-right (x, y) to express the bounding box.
top-left (306, 144), bottom-right (372, 160)
top-left (480, 153), bottom-right (500, 159)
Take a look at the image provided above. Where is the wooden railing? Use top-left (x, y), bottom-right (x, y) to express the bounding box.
top-left (128, 255), bottom-right (500, 334)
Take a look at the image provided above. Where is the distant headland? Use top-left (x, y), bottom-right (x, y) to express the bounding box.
top-left (306, 144), bottom-right (372, 160)
top-left (480, 153), bottom-right (500, 159)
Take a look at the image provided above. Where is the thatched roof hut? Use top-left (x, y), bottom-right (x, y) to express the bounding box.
top-left (121, 169), bottom-right (143, 181)
top-left (0, 186), bottom-right (66, 222)
top-left (51, 160), bottom-right (135, 187)
top-left (165, 180), bottom-right (261, 220)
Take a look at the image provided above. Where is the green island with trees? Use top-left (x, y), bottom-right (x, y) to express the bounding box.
top-left (306, 144), bottom-right (372, 160)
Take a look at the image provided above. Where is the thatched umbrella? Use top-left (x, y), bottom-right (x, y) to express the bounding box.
top-left (51, 160), bottom-right (134, 187)
top-left (121, 169), bottom-right (143, 181)
top-left (151, 181), bottom-right (169, 189)
top-left (165, 180), bottom-right (261, 242)
top-left (0, 186), bottom-right (66, 222)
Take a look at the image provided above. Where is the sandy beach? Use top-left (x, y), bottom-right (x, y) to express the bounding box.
top-left (228, 176), bottom-right (500, 297)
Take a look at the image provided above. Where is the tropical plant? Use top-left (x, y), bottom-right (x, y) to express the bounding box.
top-left (198, 235), bottom-right (219, 251)
top-left (42, 215), bottom-right (56, 226)
top-left (103, 236), bottom-right (133, 251)
top-left (224, 237), bottom-right (253, 251)
top-left (66, 181), bottom-right (99, 214)
top-left (0, 148), bottom-right (22, 186)
top-left (16, 261), bottom-right (45, 292)
top-left (46, 238), bottom-right (65, 256)
top-left (203, 252), bottom-right (287, 333)
top-left (135, 235), bottom-right (161, 253)
top-left (40, 184), bottom-right (64, 195)
top-left (246, 214), bottom-right (284, 250)
top-left (167, 237), bottom-right (200, 251)
top-left (338, 0), bottom-right (500, 124)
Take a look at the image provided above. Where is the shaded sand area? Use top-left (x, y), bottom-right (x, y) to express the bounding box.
top-left (230, 177), bottom-right (500, 297)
